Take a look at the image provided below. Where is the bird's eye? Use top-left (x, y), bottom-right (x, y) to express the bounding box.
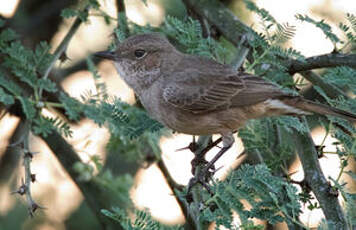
top-left (134, 49), bottom-right (146, 59)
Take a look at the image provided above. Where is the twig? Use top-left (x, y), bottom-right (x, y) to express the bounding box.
top-left (11, 121), bottom-right (44, 217)
top-left (201, 18), bottom-right (211, 38)
top-left (288, 53), bottom-right (356, 74)
top-left (157, 159), bottom-right (184, 192)
top-left (156, 160), bottom-right (195, 230)
top-left (116, 0), bottom-right (129, 37)
top-left (22, 134), bottom-right (43, 217)
top-left (299, 70), bottom-right (348, 99)
top-left (39, 7), bottom-right (88, 99)
top-left (231, 33), bottom-right (251, 71)
top-left (181, 0), bottom-right (249, 46)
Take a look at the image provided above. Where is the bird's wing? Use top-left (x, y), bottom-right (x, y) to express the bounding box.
top-left (163, 70), bottom-right (288, 114)
top-left (230, 74), bottom-right (289, 107)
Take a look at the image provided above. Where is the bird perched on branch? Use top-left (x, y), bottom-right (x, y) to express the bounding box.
top-left (95, 33), bottom-right (356, 186)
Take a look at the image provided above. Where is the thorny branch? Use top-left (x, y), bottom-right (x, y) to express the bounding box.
top-left (12, 121), bottom-right (43, 217)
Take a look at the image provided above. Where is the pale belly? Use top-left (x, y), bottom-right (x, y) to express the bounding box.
top-left (158, 103), bottom-right (268, 135)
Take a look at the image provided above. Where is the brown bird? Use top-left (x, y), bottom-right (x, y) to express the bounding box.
top-left (95, 33), bottom-right (356, 178)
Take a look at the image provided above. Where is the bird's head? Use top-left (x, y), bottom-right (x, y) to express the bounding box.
top-left (95, 33), bottom-right (180, 93)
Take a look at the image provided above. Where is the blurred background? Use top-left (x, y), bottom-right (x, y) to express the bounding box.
top-left (0, 0), bottom-right (355, 229)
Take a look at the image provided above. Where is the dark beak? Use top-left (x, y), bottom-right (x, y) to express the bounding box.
top-left (94, 51), bottom-right (116, 60)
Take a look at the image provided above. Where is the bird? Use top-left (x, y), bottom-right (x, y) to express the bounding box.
top-left (95, 33), bottom-right (356, 182)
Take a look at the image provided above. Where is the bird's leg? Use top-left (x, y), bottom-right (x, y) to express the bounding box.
top-left (203, 145), bottom-right (231, 174)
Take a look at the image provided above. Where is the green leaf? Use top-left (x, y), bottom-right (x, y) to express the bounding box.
top-left (33, 116), bottom-right (72, 138)
top-left (114, 27), bottom-right (127, 43)
top-left (32, 116), bottom-right (54, 137)
top-left (3, 41), bottom-right (38, 88)
top-left (86, 57), bottom-right (108, 100)
top-left (161, 16), bottom-right (229, 62)
top-left (323, 67), bottom-right (356, 94)
top-left (34, 41), bottom-right (53, 74)
top-left (38, 78), bottom-right (57, 93)
top-left (204, 164), bottom-right (303, 228)
top-left (88, 0), bottom-right (100, 9)
top-left (295, 14), bottom-right (340, 43)
top-left (0, 72), bottom-right (22, 96)
top-left (77, 10), bottom-right (89, 22)
top-left (0, 87), bottom-right (15, 105)
top-left (272, 116), bottom-right (308, 133)
top-left (59, 92), bottom-right (83, 121)
top-left (244, 0), bottom-right (277, 23)
top-left (274, 23), bottom-right (296, 44)
top-left (101, 209), bottom-right (124, 223)
top-left (61, 8), bottom-right (78, 18)
top-left (346, 13), bottom-right (356, 33)
top-left (0, 28), bottom-right (18, 48)
top-left (18, 96), bottom-right (36, 119)
top-left (101, 208), bottom-right (182, 230)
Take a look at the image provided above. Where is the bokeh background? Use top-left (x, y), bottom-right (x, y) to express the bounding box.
top-left (0, 0), bottom-right (355, 229)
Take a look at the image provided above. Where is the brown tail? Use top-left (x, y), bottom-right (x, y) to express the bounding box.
top-left (292, 98), bottom-right (356, 122)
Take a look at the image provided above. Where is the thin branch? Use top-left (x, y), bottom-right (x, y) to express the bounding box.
top-left (157, 159), bottom-right (184, 192)
top-left (231, 33), bottom-right (251, 71)
top-left (22, 125), bottom-right (43, 217)
top-left (299, 70), bottom-right (348, 99)
top-left (156, 160), bottom-right (195, 230)
top-left (116, 0), bottom-right (129, 37)
top-left (294, 117), bottom-right (349, 230)
top-left (39, 7), bottom-right (88, 99)
top-left (181, 0), bottom-right (250, 47)
top-left (10, 121), bottom-right (44, 217)
top-left (288, 53), bottom-right (356, 74)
